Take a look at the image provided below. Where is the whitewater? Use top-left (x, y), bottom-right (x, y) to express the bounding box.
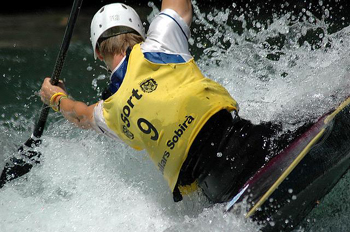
top-left (0, 2), bottom-right (349, 231)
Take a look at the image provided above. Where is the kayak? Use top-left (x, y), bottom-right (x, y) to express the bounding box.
top-left (226, 97), bottom-right (350, 231)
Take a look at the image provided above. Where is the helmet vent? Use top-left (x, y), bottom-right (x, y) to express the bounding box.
top-left (99, 24), bottom-right (102, 28)
top-left (129, 18), bottom-right (132, 22)
top-left (122, 4), bottom-right (127, 9)
top-left (99, 7), bottom-right (104, 13)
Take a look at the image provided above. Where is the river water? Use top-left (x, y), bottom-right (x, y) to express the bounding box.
top-left (0, 2), bottom-right (349, 232)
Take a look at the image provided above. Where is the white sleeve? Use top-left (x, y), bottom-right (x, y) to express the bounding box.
top-left (92, 101), bottom-right (122, 142)
top-left (141, 8), bottom-right (192, 60)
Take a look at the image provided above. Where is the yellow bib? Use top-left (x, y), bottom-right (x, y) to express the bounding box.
top-left (103, 44), bottom-right (238, 191)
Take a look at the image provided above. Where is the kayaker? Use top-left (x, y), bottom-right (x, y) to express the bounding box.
top-left (40, 0), bottom-right (306, 203)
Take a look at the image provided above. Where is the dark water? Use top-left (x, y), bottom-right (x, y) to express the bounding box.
top-left (0, 2), bottom-right (349, 232)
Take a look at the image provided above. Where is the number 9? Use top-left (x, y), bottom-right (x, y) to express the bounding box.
top-left (137, 118), bottom-right (159, 141)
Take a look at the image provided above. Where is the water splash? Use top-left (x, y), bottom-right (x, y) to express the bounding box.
top-left (192, 2), bottom-right (350, 131)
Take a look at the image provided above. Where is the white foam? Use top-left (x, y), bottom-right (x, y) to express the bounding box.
top-left (0, 123), bottom-right (258, 232)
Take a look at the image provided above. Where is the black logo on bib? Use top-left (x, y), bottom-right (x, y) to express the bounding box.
top-left (122, 125), bottom-right (134, 140)
top-left (140, 78), bottom-right (157, 93)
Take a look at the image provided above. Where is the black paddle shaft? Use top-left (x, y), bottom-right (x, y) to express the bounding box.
top-left (0, 0), bottom-right (84, 188)
top-left (31, 0), bottom-right (83, 141)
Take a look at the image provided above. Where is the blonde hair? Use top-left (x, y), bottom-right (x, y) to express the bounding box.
top-left (98, 33), bottom-right (144, 59)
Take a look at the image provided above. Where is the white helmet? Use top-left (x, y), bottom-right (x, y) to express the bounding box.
top-left (90, 3), bottom-right (146, 59)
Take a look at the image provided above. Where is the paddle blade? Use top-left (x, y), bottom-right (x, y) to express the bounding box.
top-left (0, 139), bottom-right (41, 188)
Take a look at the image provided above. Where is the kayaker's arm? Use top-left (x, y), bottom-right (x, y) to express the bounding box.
top-left (56, 98), bottom-right (96, 129)
top-left (161, 0), bottom-right (192, 26)
top-left (40, 77), bottom-right (96, 129)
